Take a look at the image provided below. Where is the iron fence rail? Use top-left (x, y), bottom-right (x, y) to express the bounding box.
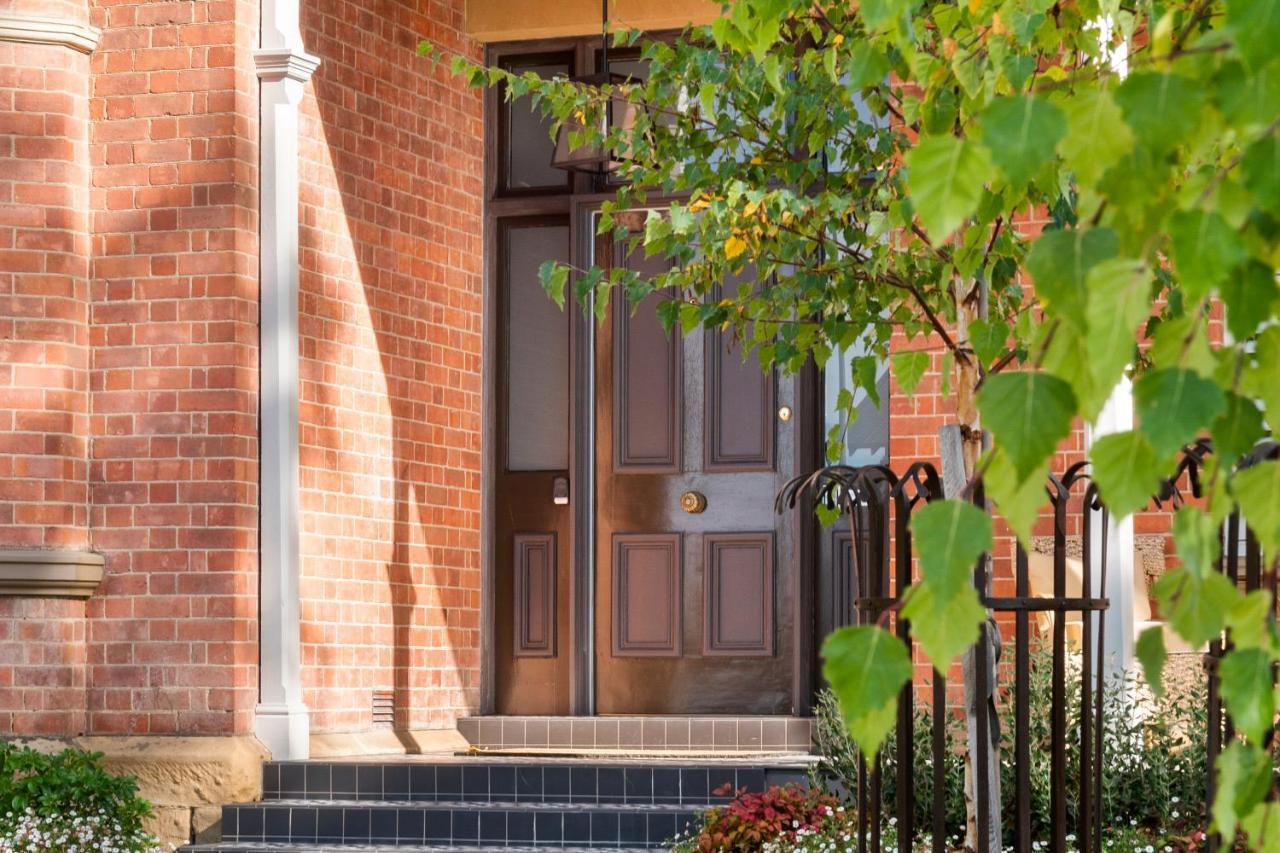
top-left (780, 441), bottom-right (1278, 851)
top-left (778, 460), bottom-right (1109, 852)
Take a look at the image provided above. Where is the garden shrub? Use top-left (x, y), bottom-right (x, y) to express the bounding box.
top-left (809, 642), bottom-right (1208, 849)
top-left (0, 742), bottom-right (166, 852)
top-left (669, 783), bottom-right (853, 852)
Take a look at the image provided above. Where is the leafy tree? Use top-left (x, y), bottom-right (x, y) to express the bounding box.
top-left (425, 0), bottom-right (1280, 843)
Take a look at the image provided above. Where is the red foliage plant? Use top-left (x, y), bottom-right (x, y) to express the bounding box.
top-left (692, 783), bottom-right (840, 852)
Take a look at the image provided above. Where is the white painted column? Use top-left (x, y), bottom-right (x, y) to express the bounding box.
top-left (253, 1), bottom-right (318, 761)
top-left (1084, 15), bottom-right (1136, 683)
top-left (1087, 377), bottom-right (1137, 681)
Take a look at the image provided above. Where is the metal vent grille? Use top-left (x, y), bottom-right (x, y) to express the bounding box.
top-left (371, 690), bottom-right (394, 729)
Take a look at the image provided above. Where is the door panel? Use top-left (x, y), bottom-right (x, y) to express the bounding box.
top-left (705, 308), bottom-right (774, 471)
top-left (614, 290), bottom-right (682, 471)
top-left (495, 217), bottom-right (573, 714)
top-left (595, 238), bottom-right (796, 714)
top-left (513, 533), bottom-right (557, 657)
top-left (611, 533), bottom-right (682, 656)
top-left (704, 532), bottom-right (774, 656)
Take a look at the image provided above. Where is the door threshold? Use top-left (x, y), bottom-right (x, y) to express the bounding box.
top-left (465, 745), bottom-right (818, 763)
top-left (458, 715), bottom-right (813, 753)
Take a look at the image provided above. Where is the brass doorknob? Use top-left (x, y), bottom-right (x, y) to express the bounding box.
top-left (679, 490), bottom-right (707, 513)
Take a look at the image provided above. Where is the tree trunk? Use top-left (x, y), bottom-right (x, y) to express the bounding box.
top-left (941, 278), bottom-right (1002, 853)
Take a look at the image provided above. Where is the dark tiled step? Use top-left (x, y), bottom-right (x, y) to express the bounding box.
top-left (263, 760), bottom-right (811, 806)
top-left (223, 800), bottom-right (698, 848)
top-left (185, 840), bottom-right (655, 845)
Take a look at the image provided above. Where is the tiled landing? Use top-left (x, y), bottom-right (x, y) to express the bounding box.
top-left (456, 716), bottom-right (813, 754)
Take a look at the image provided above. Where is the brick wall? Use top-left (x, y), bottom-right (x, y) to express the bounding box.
top-left (0, 35), bottom-right (92, 552)
top-left (296, 0), bottom-right (484, 733)
top-left (82, 0), bottom-right (259, 736)
top-left (0, 598), bottom-right (89, 736)
top-left (0, 1), bottom-right (95, 735)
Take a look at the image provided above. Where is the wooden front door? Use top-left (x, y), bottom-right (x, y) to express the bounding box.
top-left (592, 237), bottom-right (800, 715)
top-left (493, 216), bottom-right (576, 715)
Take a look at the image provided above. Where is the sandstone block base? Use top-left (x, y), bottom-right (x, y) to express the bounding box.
top-left (74, 734), bottom-right (268, 847)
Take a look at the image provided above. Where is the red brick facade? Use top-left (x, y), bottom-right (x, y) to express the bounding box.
top-left (0, 0), bottom-right (483, 740)
top-left (85, 0), bottom-right (261, 737)
top-left (0, 17), bottom-right (91, 553)
top-left (296, 0), bottom-right (483, 733)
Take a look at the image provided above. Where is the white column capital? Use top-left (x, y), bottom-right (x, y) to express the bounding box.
top-left (254, 46), bottom-right (320, 84)
top-left (0, 12), bottom-right (102, 54)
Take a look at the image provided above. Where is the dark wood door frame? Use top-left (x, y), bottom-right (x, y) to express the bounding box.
top-left (478, 37), bottom-right (823, 716)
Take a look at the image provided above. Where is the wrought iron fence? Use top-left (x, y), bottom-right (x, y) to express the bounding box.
top-left (1173, 440), bottom-right (1279, 853)
top-left (781, 442), bottom-right (1278, 852)
top-left (779, 460), bottom-right (1111, 853)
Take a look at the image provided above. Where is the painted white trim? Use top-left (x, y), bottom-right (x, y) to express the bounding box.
top-left (1083, 13), bottom-right (1136, 683)
top-left (0, 13), bottom-right (101, 54)
top-left (254, 47), bottom-right (320, 83)
top-left (1086, 377), bottom-right (1137, 680)
top-left (252, 29), bottom-right (318, 759)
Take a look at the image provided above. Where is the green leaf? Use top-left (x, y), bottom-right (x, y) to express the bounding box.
top-left (1242, 802), bottom-right (1280, 852)
top-left (1135, 626), bottom-right (1166, 699)
top-left (1147, 314), bottom-right (1216, 377)
top-left (846, 42), bottom-right (890, 88)
top-left (1089, 431), bottom-right (1161, 519)
top-left (1026, 228), bottom-right (1119, 329)
top-left (1214, 741), bottom-right (1273, 840)
top-left (983, 448), bottom-right (1047, 544)
top-left (1221, 261), bottom-right (1279, 340)
top-left (1226, 0), bottom-right (1280, 69)
top-left (892, 350), bottom-right (930, 396)
top-left (1236, 460), bottom-right (1280, 552)
top-left (854, 356), bottom-right (882, 408)
top-left (1242, 133), bottom-right (1280, 217)
top-left (1226, 590), bottom-right (1273, 649)
top-left (668, 202), bottom-right (695, 236)
top-left (1041, 324), bottom-right (1105, 428)
top-left (910, 499), bottom-right (994, 599)
top-left (859, 0), bottom-right (912, 32)
top-left (1133, 368), bottom-right (1226, 458)
top-left (904, 135), bottom-right (993, 242)
top-left (977, 372), bottom-right (1077, 481)
top-left (1212, 392), bottom-right (1266, 467)
top-left (967, 317), bottom-right (1009, 367)
top-left (1114, 72), bottom-right (1206, 154)
top-left (977, 95), bottom-right (1066, 189)
top-left (1153, 568), bottom-right (1238, 647)
top-left (820, 625), bottom-right (913, 761)
top-left (1214, 61), bottom-right (1280, 131)
top-left (539, 261), bottom-right (569, 309)
top-left (1173, 506), bottom-right (1221, 579)
top-left (1244, 327), bottom-right (1280, 426)
top-left (1084, 258), bottom-right (1149, 419)
top-left (1057, 88), bottom-right (1134, 186)
top-left (1219, 647), bottom-right (1275, 744)
top-left (902, 582), bottom-right (986, 673)
top-left (1167, 210), bottom-right (1246, 301)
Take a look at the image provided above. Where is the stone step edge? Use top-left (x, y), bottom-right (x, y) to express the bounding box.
top-left (185, 845), bottom-right (658, 852)
top-left (230, 799), bottom-right (703, 812)
top-left (266, 753), bottom-right (819, 767)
